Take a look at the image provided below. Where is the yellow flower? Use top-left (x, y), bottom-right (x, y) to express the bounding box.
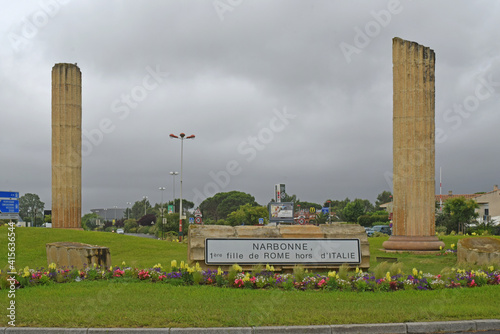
top-left (439, 246), bottom-right (443, 250)
top-left (451, 244), bottom-right (455, 249)
top-left (385, 272), bottom-right (391, 281)
top-left (412, 268), bottom-right (418, 277)
top-left (328, 271), bottom-right (337, 278)
top-left (355, 267), bottom-right (359, 273)
top-left (93, 263), bottom-right (97, 269)
top-left (488, 266), bottom-right (494, 272)
top-left (153, 263), bottom-right (162, 269)
top-left (195, 262), bottom-right (202, 272)
top-left (217, 267), bottom-right (224, 276)
top-left (242, 273), bottom-right (250, 282)
top-left (48, 263), bottom-right (57, 270)
top-left (471, 232), bottom-right (477, 236)
top-left (232, 264), bottom-right (242, 273)
top-left (180, 261), bottom-right (185, 269)
top-left (121, 261), bottom-right (126, 266)
top-left (171, 260), bottom-right (178, 269)
top-left (23, 266), bottom-right (30, 278)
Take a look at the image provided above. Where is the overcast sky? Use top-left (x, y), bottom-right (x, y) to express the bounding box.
top-left (1, 0), bottom-right (499, 214)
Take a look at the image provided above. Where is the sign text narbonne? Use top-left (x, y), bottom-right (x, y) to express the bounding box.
top-left (205, 238), bottom-right (361, 265)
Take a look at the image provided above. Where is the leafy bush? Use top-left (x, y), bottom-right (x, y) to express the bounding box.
top-left (137, 226), bottom-right (150, 234)
top-left (124, 220), bottom-right (138, 233)
top-left (435, 226), bottom-right (447, 234)
top-left (137, 214), bottom-right (157, 226)
top-left (358, 215), bottom-right (389, 227)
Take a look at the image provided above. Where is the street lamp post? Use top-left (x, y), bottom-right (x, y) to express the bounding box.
top-left (143, 196), bottom-right (148, 216)
top-left (327, 200), bottom-right (331, 224)
top-left (126, 202), bottom-right (131, 220)
top-left (159, 187), bottom-right (166, 240)
top-left (170, 133), bottom-right (195, 242)
top-left (169, 171), bottom-right (179, 211)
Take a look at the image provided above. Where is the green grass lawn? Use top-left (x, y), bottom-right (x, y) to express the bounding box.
top-left (1, 226), bottom-right (499, 328)
top-left (6, 281), bottom-right (500, 328)
top-left (0, 226), bottom-right (187, 269)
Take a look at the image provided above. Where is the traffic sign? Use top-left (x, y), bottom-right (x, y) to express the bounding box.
top-left (0, 199), bottom-right (19, 213)
top-left (299, 218), bottom-right (305, 225)
top-left (189, 217), bottom-right (194, 224)
top-left (321, 207), bottom-right (329, 214)
top-left (258, 218), bottom-right (264, 225)
top-left (195, 217), bottom-right (202, 224)
top-left (0, 213), bottom-right (19, 220)
top-left (0, 191), bottom-right (19, 199)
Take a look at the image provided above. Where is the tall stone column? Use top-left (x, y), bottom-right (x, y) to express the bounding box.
top-left (52, 63), bottom-right (82, 229)
top-left (383, 38), bottom-right (444, 251)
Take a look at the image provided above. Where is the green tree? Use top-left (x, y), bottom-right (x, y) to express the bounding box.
top-left (131, 198), bottom-right (153, 219)
top-left (342, 198), bottom-right (369, 223)
top-left (439, 197), bottom-right (479, 234)
top-left (19, 193), bottom-right (44, 226)
top-left (200, 191), bottom-right (258, 221)
top-left (81, 212), bottom-right (99, 231)
top-left (375, 190), bottom-right (392, 209)
top-left (324, 198), bottom-right (350, 221)
top-left (226, 204), bottom-right (269, 226)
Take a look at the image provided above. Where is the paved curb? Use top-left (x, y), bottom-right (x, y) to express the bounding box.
top-left (2, 320), bottom-right (500, 333)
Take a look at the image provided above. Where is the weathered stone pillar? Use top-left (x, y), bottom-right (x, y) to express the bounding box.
top-left (52, 63), bottom-right (82, 229)
top-left (383, 38), bottom-right (444, 251)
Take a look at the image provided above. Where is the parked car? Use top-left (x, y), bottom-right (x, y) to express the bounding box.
top-left (116, 228), bottom-right (124, 234)
top-left (364, 227), bottom-right (374, 237)
top-left (371, 225), bottom-right (392, 235)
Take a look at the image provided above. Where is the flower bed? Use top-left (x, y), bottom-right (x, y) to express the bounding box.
top-left (1, 260), bottom-right (499, 292)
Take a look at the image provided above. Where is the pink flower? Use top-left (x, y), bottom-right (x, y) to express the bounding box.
top-left (317, 279), bottom-right (326, 287)
top-left (138, 270), bottom-right (150, 280)
top-left (468, 279), bottom-right (477, 287)
top-left (250, 277), bottom-right (256, 283)
top-left (113, 269), bottom-right (125, 277)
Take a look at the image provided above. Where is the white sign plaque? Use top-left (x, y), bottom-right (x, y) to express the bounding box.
top-left (205, 238), bottom-right (361, 265)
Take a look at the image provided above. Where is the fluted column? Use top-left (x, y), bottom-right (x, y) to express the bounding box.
top-left (52, 63), bottom-right (82, 229)
top-left (383, 38), bottom-right (444, 251)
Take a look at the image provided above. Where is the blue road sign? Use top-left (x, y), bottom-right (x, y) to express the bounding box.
top-left (0, 199), bottom-right (19, 213)
top-left (321, 207), bottom-right (329, 214)
top-left (189, 217), bottom-right (194, 224)
top-left (258, 218), bottom-right (264, 225)
top-left (0, 191), bottom-right (19, 199)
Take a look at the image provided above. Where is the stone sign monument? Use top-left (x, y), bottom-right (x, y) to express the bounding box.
top-left (188, 224), bottom-right (369, 272)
